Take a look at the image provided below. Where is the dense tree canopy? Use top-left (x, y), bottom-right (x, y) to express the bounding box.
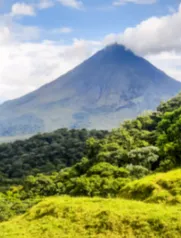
top-left (0, 128), bottom-right (108, 181)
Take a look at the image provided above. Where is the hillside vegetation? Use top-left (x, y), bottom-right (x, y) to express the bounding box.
top-left (5, 93), bottom-right (181, 200)
top-left (0, 129), bottom-right (108, 182)
top-left (1, 93), bottom-right (181, 237)
top-left (120, 169), bottom-right (181, 204)
top-left (1, 196), bottom-right (181, 238)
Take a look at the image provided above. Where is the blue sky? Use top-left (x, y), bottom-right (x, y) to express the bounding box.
top-left (0, 0), bottom-right (181, 100)
top-left (1, 0), bottom-right (179, 42)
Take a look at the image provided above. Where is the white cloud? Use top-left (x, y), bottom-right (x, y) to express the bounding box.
top-left (11, 2), bottom-right (35, 16)
top-left (101, 4), bottom-right (181, 82)
top-left (102, 4), bottom-right (181, 56)
top-left (57, 0), bottom-right (83, 9)
top-left (146, 52), bottom-right (181, 81)
top-left (52, 27), bottom-right (73, 34)
top-left (0, 34), bottom-right (100, 99)
top-left (0, 26), bottom-right (11, 44)
top-left (0, 17), bottom-right (40, 43)
top-left (37, 0), bottom-right (54, 9)
top-left (113, 0), bottom-right (156, 6)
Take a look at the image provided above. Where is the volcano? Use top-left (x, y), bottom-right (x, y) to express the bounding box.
top-left (0, 44), bottom-right (181, 136)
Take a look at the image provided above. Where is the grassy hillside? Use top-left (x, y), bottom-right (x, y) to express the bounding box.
top-left (1, 196), bottom-right (181, 238)
top-left (120, 169), bottom-right (181, 204)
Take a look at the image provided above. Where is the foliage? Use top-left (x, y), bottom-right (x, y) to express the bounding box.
top-left (8, 161), bottom-right (130, 199)
top-left (0, 128), bottom-right (108, 181)
top-left (157, 107), bottom-right (181, 170)
top-left (127, 146), bottom-right (159, 170)
top-left (0, 192), bottom-right (40, 222)
top-left (157, 92), bottom-right (181, 113)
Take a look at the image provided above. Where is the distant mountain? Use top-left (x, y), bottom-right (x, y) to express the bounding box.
top-left (0, 44), bottom-right (181, 136)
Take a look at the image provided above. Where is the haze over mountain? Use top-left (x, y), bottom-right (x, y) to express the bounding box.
top-left (0, 44), bottom-right (181, 136)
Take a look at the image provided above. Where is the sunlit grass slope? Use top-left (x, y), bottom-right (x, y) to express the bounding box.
top-left (1, 196), bottom-right (181, 238)
top-left (120, 169), bottom-right (181, 204)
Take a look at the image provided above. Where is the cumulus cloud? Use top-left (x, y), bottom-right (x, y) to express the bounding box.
top-left (0, 17), bottom-right (40, 43)
top-left (146, 52), bottom-right (181, 81)
top-left (11, 2), bottom-right (36, 16)
top-left (0, 36), bottom-right (100, 99)
top-left (101, 3), bottom-right (181, 81)
top-left (120, 12), bottom-right (181, 55)
top-left (113, 0), bottom-right (156, 6)
top-left (102, 4), bottom-right (181, 56)
top-left (10, 1), bottom-right (55, 16)
top-left (57, 0), bottom-right (83, 9)
top-left (0, 26), bottom-right (11, 44)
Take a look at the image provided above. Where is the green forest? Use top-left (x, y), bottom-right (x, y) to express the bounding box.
top-left (1, 93), bottom-right (181, 237)
top-left (0, 129), bottom-right (108, 189)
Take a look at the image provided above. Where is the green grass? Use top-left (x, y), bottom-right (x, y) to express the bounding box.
top-left (1, 196), bottom-right (181, 238)
top-left (120, 169), bottom-right (181, 204)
